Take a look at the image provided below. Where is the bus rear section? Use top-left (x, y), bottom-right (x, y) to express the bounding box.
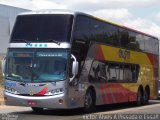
top-left (86, 44), bottom-right (158, 106)
top-left (70, 14), bottom-right (159, 111)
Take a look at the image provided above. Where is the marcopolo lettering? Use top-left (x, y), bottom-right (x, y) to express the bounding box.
top-left (119, 49), bottom-right (130, 60)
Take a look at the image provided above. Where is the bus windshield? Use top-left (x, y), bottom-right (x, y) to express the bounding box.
top-left (5, 49), bottom-right (68, 82)
top-left (10, 14), bottom-right (73, 42)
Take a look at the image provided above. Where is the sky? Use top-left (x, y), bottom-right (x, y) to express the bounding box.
top-left (0, 0), bottom-right (160, 39)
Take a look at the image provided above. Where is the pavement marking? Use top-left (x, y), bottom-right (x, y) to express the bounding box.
top-left (0, 105), bottom-right (30, 110)
top-left (0, 102), bottom-right (160, 117)
top-left (95, 103), bottom-right (160, 114)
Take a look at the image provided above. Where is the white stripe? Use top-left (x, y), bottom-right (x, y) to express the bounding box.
top-left (9, 43), bottom-right (71, 48)
top-left (19, 9), bottom-right (75, 15)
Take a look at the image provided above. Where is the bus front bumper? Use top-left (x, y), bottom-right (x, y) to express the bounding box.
top-left (4, 92), bottom-right (69, 109)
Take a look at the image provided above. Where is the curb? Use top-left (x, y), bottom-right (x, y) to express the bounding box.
top-left (0, 87), bottom-right (4, 105)
top-left (0, 102), bottom-right (4, 105)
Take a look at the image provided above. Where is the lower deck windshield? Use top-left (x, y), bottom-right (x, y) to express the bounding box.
top-left (5, 49), bottom-right (68, 82)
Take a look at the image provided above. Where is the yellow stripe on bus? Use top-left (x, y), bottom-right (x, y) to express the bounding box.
top-left (94, 17), bottom-right (123, 27)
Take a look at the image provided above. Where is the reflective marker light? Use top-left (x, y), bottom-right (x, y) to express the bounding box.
top-left (59, 99), bottom-right (63, 104)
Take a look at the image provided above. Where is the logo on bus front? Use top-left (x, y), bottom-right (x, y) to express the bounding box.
top-left (119, 49), bottom-right (130, 60)
top-left (29, 90), bottom-right (34, 96)
top-left (25, 43), bottom-right (48, 47)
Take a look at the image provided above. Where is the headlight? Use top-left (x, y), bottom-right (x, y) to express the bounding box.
top-left (5, 86), bottom-right (19, 94)
top-left (45, 88), bottom-right (64, 96)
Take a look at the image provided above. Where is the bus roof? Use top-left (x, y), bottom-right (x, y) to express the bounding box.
top-left (19, 9), bottom-right (75, 15)
top-left (18, 9), bottom-right (158, 40)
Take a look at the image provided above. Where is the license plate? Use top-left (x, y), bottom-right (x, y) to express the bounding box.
top-left (27, 101), bottom-right (37, 106)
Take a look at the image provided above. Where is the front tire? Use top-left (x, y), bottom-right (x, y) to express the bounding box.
top-left (84, 89), bottom-right (96, 113)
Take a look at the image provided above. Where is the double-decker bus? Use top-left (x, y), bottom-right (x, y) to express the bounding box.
top-left (2, 10), bottom-right (159, 112)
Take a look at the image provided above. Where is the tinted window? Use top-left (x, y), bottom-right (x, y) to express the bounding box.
top-left (103, 23), bottom-right (120, 46)
top-left (119, 29), bottom-right (140, 50)
top-left (11, 15), bottom-right (73, 42)
top-left (90, 19), bottom-right (104, 42)
top-left (144, 36), bottom-right (152, 53)
top-left (151, 38), bottom-right (159, 55)
top-left (72, 15), bottom-right (91, 74)
top-left (123, 64), bottom-right (132, 81)
top-left (119, 28), bottom-right (131, 48)
top-left (73, 15), bottom-right (91, 42)
top-left (89, 60), bottom-right (139, 83)
top-left (135, 34), bottom-right (145, 51)
top-left (89, 61), bottom-right (107, 82)
top-left (73, 15), bottom-right (159, 55)
top-left (108, 63), bottom-right (120, 81)
top-left (143, 36), bottom-right (159, 55)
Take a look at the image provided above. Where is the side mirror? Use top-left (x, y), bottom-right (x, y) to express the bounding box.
top-left (72, 61), bottom-right (78, 75)
top-left (70, 54), bottom-right (78, 82)
top-left (1, 57), bottom-right (6, 77)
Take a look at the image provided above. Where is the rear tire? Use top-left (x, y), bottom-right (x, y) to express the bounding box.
top-left (136, 88), bottom-right (143, 106)
top-left (31, 107), bottom-right (43, 112)
top-left (84, 89), bottom-right (96, 113)
top-left (143, 88), bottom-right (150, 105)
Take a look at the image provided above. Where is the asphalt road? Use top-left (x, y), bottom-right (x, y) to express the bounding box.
top-left (1, 100), bottom-right (160, 120)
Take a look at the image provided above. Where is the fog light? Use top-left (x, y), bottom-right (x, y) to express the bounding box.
top-left (59, 99), bottom-right (63, 104)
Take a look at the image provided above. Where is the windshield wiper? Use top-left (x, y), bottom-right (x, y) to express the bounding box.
top-left (43, 39), bottom-right (61, 46)
top-left (12, 39), bottom-right (31, 44)
top-left (13, 39), bottom-right (61, 45)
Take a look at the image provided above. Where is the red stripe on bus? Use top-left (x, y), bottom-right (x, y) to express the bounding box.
top-left (147, 53), bottom-right (159, 97)
top-left (100, 84), bottom-right (106, 104)
top-left (104, 83), bottom-right (113, 104)
top-left (36, 84), bottom-right (48, 95)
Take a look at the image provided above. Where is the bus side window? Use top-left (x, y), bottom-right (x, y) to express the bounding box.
top-left (135, 65), bottom-right (140, 81)
top-left (72, 15), bottom-right (91, 76)
top-left (108, 63), bottom-right (119, 82)
top-left (89, 60), bottom-right (108, 83)
top-left (131, 65), bottom-right (136, 81)
top-left (124, 65), bottom-right (132, 82)
top-left (130, 65), bottom-right (140, 82)
top-left (98, 62), bottom-right (107, 82)
top-left (89, 60), bottom-right (99, 82)
top-left (124, 64), bottom-right (139, 82)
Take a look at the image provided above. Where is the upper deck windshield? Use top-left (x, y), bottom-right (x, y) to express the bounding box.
top-left (5, 49), bottom-right (68, 82)
top-left (10, 14), bottom-right (73, 43)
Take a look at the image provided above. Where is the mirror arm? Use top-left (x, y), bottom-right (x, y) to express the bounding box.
top-left (69, 54), bottom-right (77, 82)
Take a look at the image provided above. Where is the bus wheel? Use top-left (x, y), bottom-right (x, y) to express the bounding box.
top-left (31, 107), bottom-right (43, 112)
top-left (143, 87), bottom-right (150, 105)
top-left (84, 89), bottom-right (95, 113)
top-left (136, 88), bottom-right (143, 106)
